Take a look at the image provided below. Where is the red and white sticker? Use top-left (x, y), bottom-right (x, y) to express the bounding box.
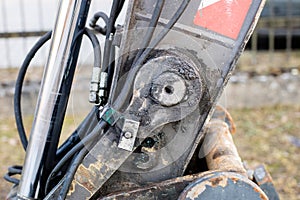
top-left (194, 0), bottom-right (252, 39)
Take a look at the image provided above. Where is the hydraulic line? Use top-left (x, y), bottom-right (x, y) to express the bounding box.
top-left (14, 31), bottom-right (52, 150)
top-left (132, 0), bottom-right (165, 64)
top-left (89, 11), bottom-right (109, 35)
top-left (45, 120), bottom-right (107, 193)
top-left (55, 106), bottom-right (98, 159)
top-left (113, 0), bottom-right (192, 110)
top-left (14, 28), bottom-right (101, 151)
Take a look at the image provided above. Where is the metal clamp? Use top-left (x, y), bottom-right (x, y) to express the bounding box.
top-left (100, 107), bottom-right (121, 125)
top-left (118, 119), bottom-right (140, 151)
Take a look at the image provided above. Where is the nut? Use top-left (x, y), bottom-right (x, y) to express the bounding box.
top-left (124, 132), bottom-right (133, 139)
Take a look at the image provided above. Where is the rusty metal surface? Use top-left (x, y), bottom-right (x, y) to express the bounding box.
top-left (253, 165), bottom-right (280, 200)
top-left (67, 50), bottom-right (203, 199)
top-left (4, 0), bottom-right (273, 199)
top-left (53, 0), bottom-right (266, 198)
top-left (98, 171), bottom-right (269, 200)
top-left (97, 107), bottom-right (203, 196)
top-left (203, 118), bottom-right (247, 176)
top-left (107, 1), bottom-right (266, 193)
top-left (212, 105), bottom-right (236, 134)
top-left (178, 172), bottom-right (268, 200)
top-left (100, 171), bottom-right (214, 200)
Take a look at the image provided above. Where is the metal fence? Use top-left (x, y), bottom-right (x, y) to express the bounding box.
top-left (0, 0), bottom-right (56, 68)
top-left (0, 0), bottom-right (300, 69)
top-left (0, 0), bottom-right (114, 69)
top-left (246, 0), bottom-right (300, 67)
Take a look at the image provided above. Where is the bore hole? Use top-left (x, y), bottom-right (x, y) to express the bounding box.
top-left (164, 85), bottom-right (174, 94)
top-left (142, 137), bottom-right (156, 148)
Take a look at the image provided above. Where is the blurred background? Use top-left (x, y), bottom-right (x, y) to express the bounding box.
top-left (0, 0), bottom-right (299, 199)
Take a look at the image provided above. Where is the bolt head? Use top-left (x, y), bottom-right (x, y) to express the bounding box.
top-left (124, 132), bottom-right (133, 139)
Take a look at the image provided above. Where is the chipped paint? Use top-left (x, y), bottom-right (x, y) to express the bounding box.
top-left (204, 118), bottom-right (247, 176)
top-left (185, 183), bottom-right (206, 199)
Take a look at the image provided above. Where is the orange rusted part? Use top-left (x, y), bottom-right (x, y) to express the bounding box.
top-left (203, 118), bottom-right (247, 176)
top-left (213, 105), bottom-right (236, 134)
top-left (178, 172), bottom-right (268, 200)
top-left (101, 171), bottom-right (217, 200)
top-left (254, 165), bottom-right (275, 185)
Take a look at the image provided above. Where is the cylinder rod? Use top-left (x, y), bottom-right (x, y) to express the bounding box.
top-left (18, 0), bottom-right (91, 198)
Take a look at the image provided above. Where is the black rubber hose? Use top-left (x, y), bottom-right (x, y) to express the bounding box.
top-left (113, 0), bottom-right (192, 110)
top-left (14, 31), bottom-right (52, 150)
top-left (89, 11), bottom-right (109, 35)
top-left (55, 106), bottom-right (98, 159)
top-left (90, 11), bottom-right (109, 25)
top-left (14, 28), bottom-right (100, 151)
top-left (89, 0), bottom-right (124, 35)
top-left (55, 29), bottom-right (101, 158)
top-left (58, 143), bottom-right (91, 199)
top-left (4, 165), bottom-right (23, 184)
top-left (102, 0), bottom-right (120, 73)
top-left (106, 45), bottom-right (116, 96)
top-left (4, 174), bottom-right (20, 185)
top-left (45, 120), bottom-right (107, 193)
top-left (46, 107), bottom-right (98, 192)
top-left (84, 28), bottom-right (102, 69)
top-left (115, 0), bottom-right (125, 23)
top-left (132, 0), bottom-right (165, 65)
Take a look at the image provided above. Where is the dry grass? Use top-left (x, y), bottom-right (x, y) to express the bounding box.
top-left (230, 105), bottom-right (300, 200)
top-left (0, 116), bottom-right (25, 199)
top-left (0, 105), bottom-right (299, 199)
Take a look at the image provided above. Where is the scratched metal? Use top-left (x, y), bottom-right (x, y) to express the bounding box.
top-left (253, 165), bottom-right (280, 200)
top-left (99, 172), bottom-right (268, 200)
top-left (178, 172), bottom-right (268, 200)
top-left (67, 51), bottom-right (202, 199)
top-left (66, 0), bottom-right (266, 198)
top-left (100, 171), bottom-right (214, 200)
top-left (203, 118), bottom-right (247, 176)
top-left (108, 0), bottom-right (266, 193)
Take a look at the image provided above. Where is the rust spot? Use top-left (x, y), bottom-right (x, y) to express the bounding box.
top-left (213, 105), bottom-right (236, 134)
top-left (252, 187), bottom-right (267, 199)
top-left (259, 176), bottom-right (273, 184)
top-left (212, 148), bottom-right (233, 159)
top-left (254, 165), bottom-right (274, 185)
top-left (186, 184), bottom-right (205, 199)
top-left (84, 181), bottom-right (97, 192)
top-left (260, 193), bottom-right (268, 200)
top-left (74, 163), bottom-right (104, 193)
top-left (253, 187), bottom-right (260, 193)
top-left (209, 177), bottom-right (224, 187)
top-left (67, 182), bottom-right (75, 196)
top-left (230, 177), bottom-right (239, 183)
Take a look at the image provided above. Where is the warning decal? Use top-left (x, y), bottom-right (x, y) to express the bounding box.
top-left (194, 0), bottom-right (252, 39)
